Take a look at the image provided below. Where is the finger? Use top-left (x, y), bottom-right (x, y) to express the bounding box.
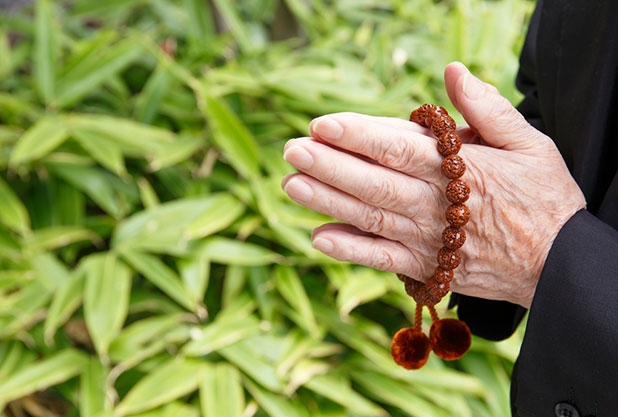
top-left (311, 223), bottom-right (425, 278)
top-left (282, 138), bottom-right (440, 218)
top-left (444, 61), bottom-right (468, 113)
top-left (308, 112), bottom-right (443, 180)
top-left (445, 61), bottom-right (549, 152)
top-left (282, 173), bottom-right (422, 243)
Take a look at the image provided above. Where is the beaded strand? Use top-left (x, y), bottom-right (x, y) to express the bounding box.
top-left (390, 104), bottom-right (472, 370)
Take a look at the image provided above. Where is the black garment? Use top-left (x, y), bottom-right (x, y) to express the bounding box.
top-left (451, 1), bottom-right (618, 416)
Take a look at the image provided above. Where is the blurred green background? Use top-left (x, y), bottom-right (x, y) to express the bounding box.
top-left (0, 0), bottom-right (533, 416)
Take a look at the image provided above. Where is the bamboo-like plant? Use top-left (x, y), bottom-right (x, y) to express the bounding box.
top-left (0, 0), bottom-right (532, 416)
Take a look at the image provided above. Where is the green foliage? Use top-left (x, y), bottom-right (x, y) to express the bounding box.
top-left (0, 0), bottom-right (532, 416)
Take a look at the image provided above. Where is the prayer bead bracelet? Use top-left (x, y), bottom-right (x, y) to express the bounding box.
top-left (390, 104), bottom-right (472, 370)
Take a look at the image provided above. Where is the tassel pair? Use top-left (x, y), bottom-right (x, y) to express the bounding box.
top-left (391, 303), bottom-right (471, 369)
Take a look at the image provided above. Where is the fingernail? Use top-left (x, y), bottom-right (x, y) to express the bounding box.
top-left (283, 177), bottom-right (314, 203)
top-left (462, 73), bottom-right (485, 100)
top-left (313, 237), bottom-right (334, 254)
top-left (312, 117), bottom-right (343, 140)
top-left (283, 146), bottom-right (314, 170)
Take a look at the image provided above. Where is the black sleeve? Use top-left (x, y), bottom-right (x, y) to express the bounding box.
top-left (511, 209), bottom-right (618, 416)
top-left (449, 0), bottom-right (545, 341)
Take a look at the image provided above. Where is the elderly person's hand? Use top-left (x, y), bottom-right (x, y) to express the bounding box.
top-left (281, 62), bottom-right (586, 308)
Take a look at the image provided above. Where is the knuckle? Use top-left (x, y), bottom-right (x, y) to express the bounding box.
top-left (364, 175), bottom-right (398, 205)
top-left (377, 139), bottom-right (414, 171)
top-left (361, 206), bottom-right (388, 234)
top-left (370, 246), bottom-right (395, 271)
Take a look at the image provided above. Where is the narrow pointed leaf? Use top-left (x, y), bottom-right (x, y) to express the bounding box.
top-left (84, 253), bottom-right (132, 356)
top-left (200, 363), bottom-right (245, 417)
top-left (10, 116), bottom-right (69, 166)
top-left (0, 176), bottom-right (30, 234)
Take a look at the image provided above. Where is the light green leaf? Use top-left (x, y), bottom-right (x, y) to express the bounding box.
top-left (183, 313), bottom-right (260, 357)
top-left (183, 194), bottom-right (244, 240)
top-left (34, 0), bottom-right (57, 103)
top-left (24, 226), bottom-right (98, 253)
top-left (0, 349), bottom-right (88, 409)
top-left (84, 253), bottom-right (132, 356)
top-left (80, 358), bottom-right (109, 417)
top-left (178, 256), bottom-right (209, 305)
top-left (337, 269), bottom-right (388, 318)
top-left (273, 266), bottom-right (318, 336)
top-left (115, 358), bottom-right (207, 416)
top-left (196, 237), bottom-right (283, 266)
top-left (243, 378), bottom-right (308, 417)
top-left (0, 176), bottom-right (30, 234)
top-left (304, 373), bottom-right (386, 417)
top-left (44, 267), bottom-right (85, 344)
top-left (55, 39), bottom-right (144, 107)
top-left (219, 341), bottom-right (284, 394)
top-left (202, 95), bottom-right (260, 178)
top-left (200, 363), bottom-right (245, 417)
top-left (122, 251), bottom-right (197, 312)
top-left (10, 116), bottom-right (69, 166)
top-left (72, 128), bottom-right (126, 176)
top-left (112, 195), bottom-right (236, 254)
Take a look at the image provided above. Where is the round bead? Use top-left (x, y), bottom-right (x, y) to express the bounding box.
top-left (441, 155), bottom-right (466, 179)
top-left (427, 106), bottom-right (448, 126)
top-left (437, 247), bottom-right (462, 270)
top-left (432, 266), bottom-right (454, 284)
top-left (445, 179), bottom-right (470, 204)
top-left (431, 115), bottom-right (456, 138)
top-left (437, 131), bottom-right (462, 156)
top-left (396, 273), bottom-right (409, 283)
top-left (442, 226), bottom-right (466, 250)
top-left (409, 104), bottom-right (435, 127)
top-left (405, 279), bottom-right (436, 306)
top-left (427, 280), bottom-right (450, 300)
top-left (446, 203), bottom-right (470, 228)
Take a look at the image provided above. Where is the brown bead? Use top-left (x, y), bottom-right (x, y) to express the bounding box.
top-left (396, 273), bottom-right (410, 283)
top-left (437, 131), bottom-right (462, 156)
top-left (437, 247), bottom-right (462, 270)
top-left (427, 280), bottom-right (450, 300)
top-left (431, 114), bottom-right (456, 138)
top-left (405, 279), bottom-right (436, 306)
top-left (409, 104), bottom-right (435, 127)
top-left (445, 203), bottom-right (470, 228)
top-left (441, 155), bottom-right (466, 179)
top-left (427, 106), bottom-right (448, 126)
top-left (432, 266), bottom-right (454, 284)
top-left (442, 226), bottom-right (466, 250)
top-left (445, 179), bottom-right (470, 204)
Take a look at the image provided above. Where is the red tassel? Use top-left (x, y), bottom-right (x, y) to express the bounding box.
top-left (390, 327), bottom-right (431, 370)
top-left (429, 318), bottom-right (471, 361)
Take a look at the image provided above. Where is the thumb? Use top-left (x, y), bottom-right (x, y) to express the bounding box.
top-left (445, 62), bottom-right (544, 151)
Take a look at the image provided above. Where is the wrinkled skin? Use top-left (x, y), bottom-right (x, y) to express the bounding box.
top-left (281, 62), bottom-right (586, 308)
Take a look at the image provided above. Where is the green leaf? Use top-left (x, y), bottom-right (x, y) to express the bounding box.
top-left (112, 195), bottom-right (237, 254)
top-left (10, 116), bottom-right (69, 166)
top-left (83, 253), bottom-right (132, 357)
top-left (122, 251), bottom-right (197, 312)
top-left (55, 39), bottom-right (144, 107)
top-left (0, 349), bottom-right (88, 409)
top-left (72, 127), bottom-right (126, 176)
top-left (273, 266), bottom-right (318, 336)
top-left (304, 373), bottom-right (386, 417)
top-left (183, 313), bottom-right (261, 357)
top-left (200, 363), bottom-right (245, 417)
top-left (243, 378), bottom-right (308, 417)
top-left (183, 194), bottom-right (244, 240)
top-left (196, 237), bottom-right (283, 265)
top-left (219, 341), bottom-right (284, 394)
top-left (336, 270), bottom-right (388, 318)
top-left (202, 95), bottom-right (260, 178)
top-left (178, 256), bottom-right (209, 305)
top-left (44, 267), bottom-right (85, 344)
top-left (24, 226), bottom-right (98, 253)
top-left (34, 0), bottom-right (57, 103)
top-left (115, 358), bottom-right (207, 416)
top-left (0, 176), bottom-right (30, 234)
top-left (80, 358), bottom-right (109, 417)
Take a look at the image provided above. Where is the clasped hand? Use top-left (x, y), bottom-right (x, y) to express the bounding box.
top-left (282, 62), bottom-right (585, 308)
